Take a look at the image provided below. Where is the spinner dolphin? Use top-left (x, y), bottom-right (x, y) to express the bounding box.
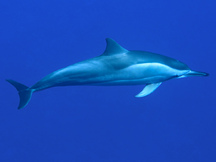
top-left (7, 38), bottom-right (208, 109)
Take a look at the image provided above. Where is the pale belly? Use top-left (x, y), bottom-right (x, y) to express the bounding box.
top-left (57, 63), bottom-right (188, 86)
top-left (32, 62), bottom-right (189, 91)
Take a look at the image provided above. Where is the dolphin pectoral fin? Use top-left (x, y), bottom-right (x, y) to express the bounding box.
top-left (135, 82), bottom-right (162, 97)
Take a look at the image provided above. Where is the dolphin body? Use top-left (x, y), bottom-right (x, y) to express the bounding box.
top-left (7, 38), bottom-right (208, 109)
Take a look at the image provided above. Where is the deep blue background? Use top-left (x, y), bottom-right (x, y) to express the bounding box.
top-left (1, 0), bottom-right (215, 161)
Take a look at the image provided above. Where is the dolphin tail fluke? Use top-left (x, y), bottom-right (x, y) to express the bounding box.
top-left (6, 79), bottom-right (33, 109)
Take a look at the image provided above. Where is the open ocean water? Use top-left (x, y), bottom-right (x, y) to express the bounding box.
top-left (0, 0), bottom-right (215, 161)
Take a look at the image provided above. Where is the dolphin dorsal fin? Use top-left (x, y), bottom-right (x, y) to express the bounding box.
top-left (102, 38), bottom-right (128, 56)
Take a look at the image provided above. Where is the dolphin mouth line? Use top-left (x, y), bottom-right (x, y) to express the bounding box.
top-left (178, 70), bottom-right (209, 78)
top-left (186, 70), bottom-right (209, 77)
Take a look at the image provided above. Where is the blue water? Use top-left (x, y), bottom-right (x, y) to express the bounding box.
top-left (1, 0), bottom-right (215, 161)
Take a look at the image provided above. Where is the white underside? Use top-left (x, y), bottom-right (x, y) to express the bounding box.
top-left (89, 63), bottom-right (189, 85)
top-left (32, 62), bottom-right (190, 90)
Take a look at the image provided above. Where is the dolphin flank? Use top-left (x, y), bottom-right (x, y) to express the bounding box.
top-left (7, 38), bottom-right (209, 109)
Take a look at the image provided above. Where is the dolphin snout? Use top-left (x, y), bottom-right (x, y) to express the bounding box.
top-left (186, 70), bottom-right (209, 77)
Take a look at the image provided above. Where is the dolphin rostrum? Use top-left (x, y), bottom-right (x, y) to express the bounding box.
top-left (7, 38), bottom-right (208, 109)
